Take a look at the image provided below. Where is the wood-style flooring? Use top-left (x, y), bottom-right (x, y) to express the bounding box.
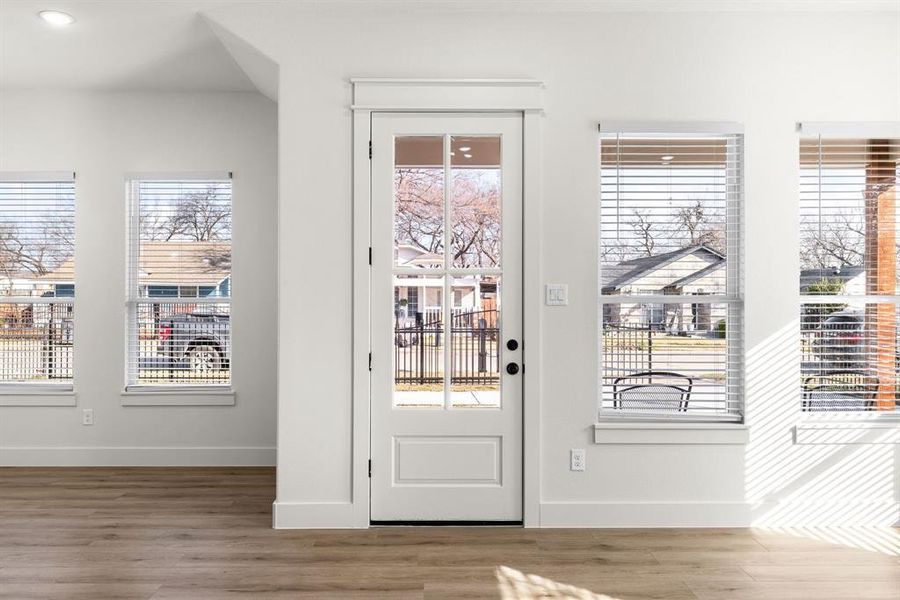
top-left (0, 468), bottom-right (898, 599)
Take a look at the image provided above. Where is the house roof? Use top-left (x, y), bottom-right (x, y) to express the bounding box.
top-left (396, 244), bottom-right (444, 267)
top-left (405, 252), bottom-right (444, 267)
top-left (799, 265), bottom-right (865, 292)
top-left (601, 245), bottom-right (725, 292)
top-left (668, 260), bottom-right (725, 288)
top-left (43, 241), bottom-right (231, 286)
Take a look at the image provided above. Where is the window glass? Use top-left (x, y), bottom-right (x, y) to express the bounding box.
top-left (799, 136), bottom-right (900, 413)
top-left (0, 179), bottom-right (75, 385)
top-left (599, 131), bottom-right (743, 420)
top-left (127, 179), bottom-right (232, 386)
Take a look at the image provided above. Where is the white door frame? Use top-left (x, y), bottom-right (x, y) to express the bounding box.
top-left (351, 79), bottom-right (544, 527)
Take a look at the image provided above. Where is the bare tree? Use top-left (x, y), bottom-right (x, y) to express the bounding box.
top-left (44, 214), bottom-right (75, 264)
top-left (674, 200), bottom-right (725, 253)
top-left (140, 185), bottom-right (231, 242)
top-left (169, 188), bottom-right (231, 241)
top-left (799, 210), bottom-right (866, 269)
top-left (630, 210), bottom-right (656, 257)
top-left (0, 221), bottom-right (73, 278)
top-left (449, 170), bottom-right (501, 267)
top-left (393, 168), bottom-right (502, 267)
top-left (394, 168), bottom-right (444, 255)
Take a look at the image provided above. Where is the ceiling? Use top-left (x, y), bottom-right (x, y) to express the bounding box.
top-left (0, 1), bottom-right (257, 92)
top-left (2, 1), bottom-right (897, 92)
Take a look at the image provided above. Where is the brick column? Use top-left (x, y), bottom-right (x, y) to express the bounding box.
top-left (864, 139), bottom-right (897, 411)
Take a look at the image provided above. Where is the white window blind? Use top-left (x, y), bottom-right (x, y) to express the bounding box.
top-left (126, 177), bottom-right (232, 389)
top-left (0, 176), bottom-right (75, 387)
top-left (598, 125), bottom-right (744, 421)
top-left (799, 127), bottom-right (900, 413)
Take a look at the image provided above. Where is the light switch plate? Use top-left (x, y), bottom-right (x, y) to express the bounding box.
top-left (545, 283), bottom-right (568, 306)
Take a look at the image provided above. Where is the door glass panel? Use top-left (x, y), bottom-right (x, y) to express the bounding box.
top-left (394, 136), bottom-right (445, 269)
top-left (451, 275), bottom-right (501, 408)
top-left (394, 274), bottom-right (444, 407)
top-left (450, 136), bottom-right (502, 268)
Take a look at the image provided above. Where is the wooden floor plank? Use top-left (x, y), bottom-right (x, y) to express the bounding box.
top-left (1, 467), bottom-right (898, 600)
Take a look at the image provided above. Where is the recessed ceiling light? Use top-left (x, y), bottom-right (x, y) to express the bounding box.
top-left (463, 154), bottom-right (473, 159)
top-left (458, 146), bottom-right (472, 152)
top-left (660, 155), bottom-right (674, 161)
top-left (38, 10), bottom-right (75, 26)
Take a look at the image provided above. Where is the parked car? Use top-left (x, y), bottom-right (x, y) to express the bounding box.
top-left (157, 312), bottom-right (230, 373)
top-left (811, 309), bottom-right (866, 367)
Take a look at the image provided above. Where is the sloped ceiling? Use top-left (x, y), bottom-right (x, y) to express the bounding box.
top-left (0, 1), bottom-right (258, 92)
top-left (203, 14), bottom-right (278, 102)
top-left (2, 0), bottom-right (894, 93)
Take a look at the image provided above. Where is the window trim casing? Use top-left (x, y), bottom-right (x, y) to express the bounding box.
top-left (596, 121), bottom-right (746, 427)
top-left (797, 121), bottom-right (900, 427)
top-left (123, 172), bottom-right (234, 400)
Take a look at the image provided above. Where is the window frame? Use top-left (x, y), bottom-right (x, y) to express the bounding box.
top-left (124, 173), bottom-right (234, 396)
top-left (0, 172), bottom-right (76, 399)
top-left (596, 122), bottom-right (745, 424)
top-left (797, 122), bottom-right (900, 421)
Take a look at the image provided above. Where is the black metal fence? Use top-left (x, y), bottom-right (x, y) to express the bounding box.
top-left (0, 302), bottom-right (74, 381)
top-left (134, 301), bottom-right (231, 385)
top-left (395, 308), bottom-right (500, 386)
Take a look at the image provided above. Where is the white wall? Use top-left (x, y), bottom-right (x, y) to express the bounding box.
top-left (0, 92), bottom-right (278, 466)
top-left (206, 6), bottom-right (900, 527)
top-left (4, 5), bottom-right (893, 527)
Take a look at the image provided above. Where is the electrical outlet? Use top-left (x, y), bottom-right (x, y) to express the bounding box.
top-left (82, 408), bottom-right (93, 426)
top-left (570, 448), bottom-right (585, 471)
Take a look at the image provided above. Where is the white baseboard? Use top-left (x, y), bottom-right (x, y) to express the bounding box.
top-left (272, 500), bottom-right (365, 529)
top-left (748, 500), bottom-right (900, 527)
top-left (540, 500), bottom-right (900, 527)
top-left (540, 501), bottom-right (752, 528)
top-left (0, 446), bottom-right (276, 466)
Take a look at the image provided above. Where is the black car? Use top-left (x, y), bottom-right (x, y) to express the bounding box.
top-left (156, 312), bottom-right (230, 373)
top-left (811, 309), bottom-right (866, 368)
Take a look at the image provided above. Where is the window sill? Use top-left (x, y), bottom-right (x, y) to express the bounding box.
top-left (0, 387), bottom-right (76, 407)
top-left (121, 387), bottom-right (235, 406)
top-left (794, 417), bottom-right (900, 445)
top-left (593, 421), bottom-right (749, 445)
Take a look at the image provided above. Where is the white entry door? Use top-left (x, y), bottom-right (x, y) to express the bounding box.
top-left (370, 113), bottom-right (523, 522)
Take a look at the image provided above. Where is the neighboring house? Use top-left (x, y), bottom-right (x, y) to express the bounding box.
top-left (0, 272), bottom-right (64, 328)
top-left (1, 242), bottom-right (231, 331)
top-left (394, 244), bottom-right (492, 325)
top-left (135, 241), bottom-right (231, 299)
top-left (602, 245), bottom-right (725, 332)
top-left (0, 273), bottom-right (60, 297)
top-left (39, 241), bottom-right (231, 300)
top-left (799, 266), bottom-right (865, 295)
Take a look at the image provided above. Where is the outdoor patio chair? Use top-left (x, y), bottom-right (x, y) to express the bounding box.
top-left (802, 370), bottom-right (878, 412)
top-left (612, 371), bottom-right (692, 412)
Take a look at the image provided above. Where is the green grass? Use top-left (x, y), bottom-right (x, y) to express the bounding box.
top-left (602, 333), bottom-right (726, 351)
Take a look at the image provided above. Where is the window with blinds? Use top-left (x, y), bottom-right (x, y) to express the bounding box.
top-left (598, 126), bottom-right (744, 421)
top-left (126, 177), bottom-right (232, 388)
top-left (0, 176), bottom-right (75, 387)
top-left (799, 127), bottom-right (900, 413)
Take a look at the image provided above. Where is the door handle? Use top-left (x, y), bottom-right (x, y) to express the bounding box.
top-left (506, 362), bottom-right (520, 375)
top-left (506, 339), bottom-right (519, 351)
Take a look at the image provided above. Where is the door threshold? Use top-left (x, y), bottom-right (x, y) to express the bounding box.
top-left (371, 520), bottom-right (523, 527)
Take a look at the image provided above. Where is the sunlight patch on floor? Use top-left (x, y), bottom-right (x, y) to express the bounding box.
top-left (756, 526), bottom-right (900, 556)
top-left (496, 565), bottom-right (622, 600)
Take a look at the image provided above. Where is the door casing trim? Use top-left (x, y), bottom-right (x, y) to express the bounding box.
top-left (351, 79), bottom-right (544, 528)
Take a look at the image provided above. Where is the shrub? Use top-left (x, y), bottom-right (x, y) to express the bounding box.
top-left (715, 319), bottom-right (726, 338)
